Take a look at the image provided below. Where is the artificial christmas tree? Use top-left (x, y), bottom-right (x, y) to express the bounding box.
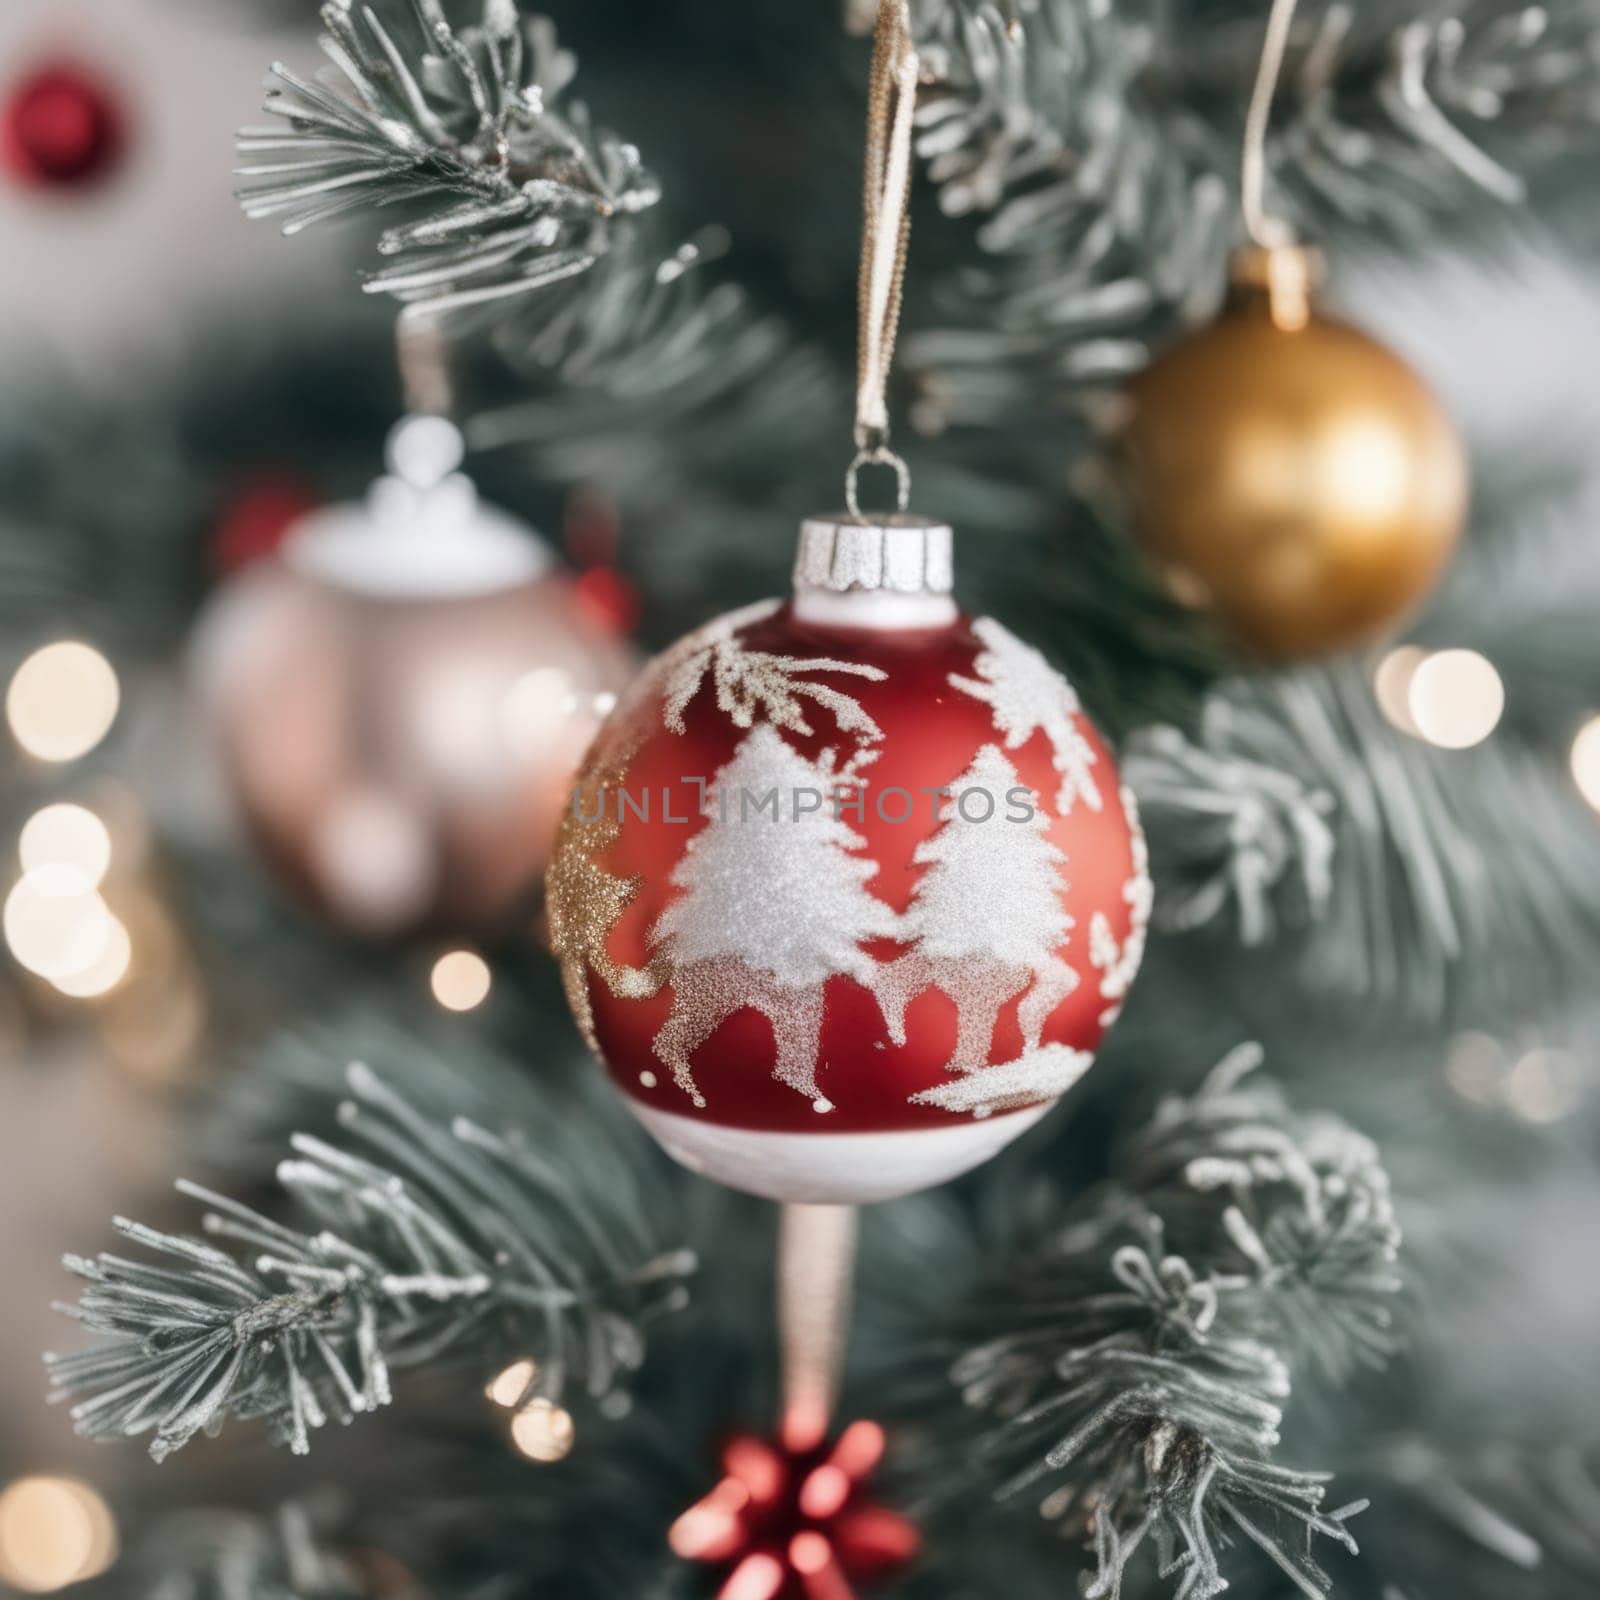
top-left (7, 2), bottom-right (1600, 1599)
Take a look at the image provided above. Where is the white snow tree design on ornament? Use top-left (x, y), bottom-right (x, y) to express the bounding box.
top-left (660, 599), bottom-right (887, 746)
top-left (876, 746), bottom-right (1079, 1075)
top-left (950, 617), bottom-right (1103, 815)
top-left (650, 724), bottom-right (897, 1111)
top-left (609, 608), bottom-right (1136, 1122)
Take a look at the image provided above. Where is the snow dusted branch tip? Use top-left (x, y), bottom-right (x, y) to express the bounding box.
top-left (1125, 699), bottom-right (1336, 948)
top-left (944, 1045), bottom-right (1400, 1598)
top-left (238, 2), bottom-right (659, 315)
top-left (46, 1064), bottom-right (694, 1460)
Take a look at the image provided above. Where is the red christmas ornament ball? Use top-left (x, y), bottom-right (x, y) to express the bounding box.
top-left (2, 63), bottom-right (126, 190)
top-left (550, 516), bottom-right (1149, 1204)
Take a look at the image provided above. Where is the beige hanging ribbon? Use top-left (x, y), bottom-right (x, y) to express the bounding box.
top-left (1240, 0), bottom-right (1301, 250)
top-left (777, 1203), bottom-right (860, 1452)
top-left (396, 306), bottom-right (454, 417)
top-left (848, 0), bottom-right (920, 518)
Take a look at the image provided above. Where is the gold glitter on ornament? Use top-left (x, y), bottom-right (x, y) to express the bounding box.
top-left (547, 750), bottom-right (666, 1053)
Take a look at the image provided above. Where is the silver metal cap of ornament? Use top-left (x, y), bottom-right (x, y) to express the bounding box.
top-left (285, 415), bottom-right (553, 599)
top-left (792, 514), bottom-right (957, 630)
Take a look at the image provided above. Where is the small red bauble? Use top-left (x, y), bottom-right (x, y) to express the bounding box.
top-left (669, 1421), bottom-right (920, 1600)
top-left (212, 474), bottom-right (321, 574)
top-left (2, 63), bottom-right (126, 190)
top-left (550, 516), bottom-right (1149, 1204)
top-left (574, 564), bottom-right (642, 637)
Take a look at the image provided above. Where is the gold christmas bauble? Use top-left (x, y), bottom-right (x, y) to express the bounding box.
top-left (192, 418), bottom-right (636, 938)
top-left (1124, 246), bottom-right (1470, 660)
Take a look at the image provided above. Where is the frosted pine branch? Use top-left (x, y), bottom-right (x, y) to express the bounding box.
top-left (136, 1504), bottom-right (361, 1600)
top-left (905, 0), bottom-right (1600, 426)
top-left (238, 2), bottom-right (658, 315)
top-left (1125, 705), bottom-right (1337, 949)
top-left (1127, 666), bottom-right (1600, 1017)
top-left (941, 1049), bottom-right (1398, 1599)
top-left (1128, 1044), bottom-right (1403, 1385)
top-left (1355, 1436), bottom-right (1600, 1599)
top-left (237, 3), bottom-right (840, 537)
top-left (46, 1064), bottom-right (695, 1461)
top-left (915, 0), bottom-right (1600, 252)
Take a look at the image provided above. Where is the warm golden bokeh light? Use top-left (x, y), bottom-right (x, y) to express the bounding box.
top-left (485, 1359), bottom-right (538, 1408)
top-left (1373, 645), bottom-right (1426, 735)
top-left (1570, 715), bottom-right (1600, 813)
top-left (4, 866), bottom-right (115, 981)
top-left (51, 914), bottom-right (132, 999)
top-left (431, 949), bottom-right (492, 1012)
top-left (1408, 649), bottom-right (1504, 750)
top-left (7, 643), bottom-right (121, 763)
top-left (510, 1398), bottom-right (575, 1463)
top-left (19, 804), bottom-right (113, 885)
top-left (0, 1477), bottom-right (118, 1593)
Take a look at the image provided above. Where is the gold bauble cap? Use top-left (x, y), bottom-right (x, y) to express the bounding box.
top-left (1227, 243), bottom-right (1326, 332)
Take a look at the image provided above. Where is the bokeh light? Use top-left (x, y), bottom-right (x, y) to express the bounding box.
top-left (19, 804), bottom-right (112, 885)
top-left (1373, 645), bottom-right (1426, 735)
top-left (1505, 1048), bottom-right (1584, 1125)
top-left (431, 949), bottom-right (492, 1012)
top-left (1444, 1031), bottom-right (1505, 1106)
top-left (6, 643), bottom-right (120, 762)
top-left (510, 1398), bottom-right (575, 1463)
top-left (1570, 715), bottom-right (1600, 812)
top-left (4, 866), bottom-right (115, 981)
top-left (1408, 648), bottom-right (1504, 749)
top-left (51, 914), bottom-right (132, 999)
top-left (486, 1359), bottom-right (537, 1408)
top-left (0, 1477), bottom-right (117, 1593)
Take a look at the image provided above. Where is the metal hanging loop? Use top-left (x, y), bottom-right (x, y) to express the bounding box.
top-left (845, 447), bottom-right (912, 520)
top-left (847, 0), bottom-right (920, 518)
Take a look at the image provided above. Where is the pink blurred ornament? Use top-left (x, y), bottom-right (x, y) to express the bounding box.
top-left (192, 417), bottom-right (637, 938)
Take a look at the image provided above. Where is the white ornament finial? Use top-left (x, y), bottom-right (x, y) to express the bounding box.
top-left (386, 415), bottom-right (465, 490)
